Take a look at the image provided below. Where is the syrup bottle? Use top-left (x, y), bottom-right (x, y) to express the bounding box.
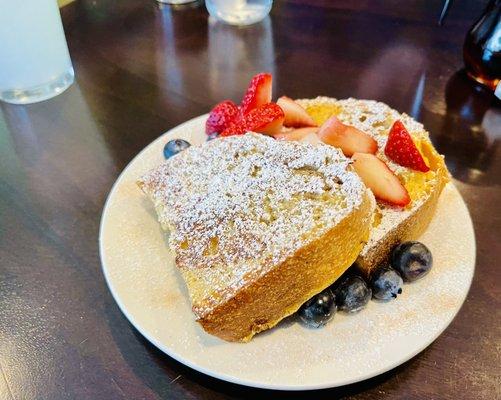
top-left (463, 0), bottom-right (501, 90)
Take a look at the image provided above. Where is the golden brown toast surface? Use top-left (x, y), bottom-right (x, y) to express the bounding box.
top-left (138, 133), bottom-right (374, 341)
top-left (297, 97), bottom-right (450, 274)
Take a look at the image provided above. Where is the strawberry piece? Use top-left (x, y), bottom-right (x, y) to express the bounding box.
top-left (244, 102), bottom-right (284, 135)
top-left (299, 133), bottom-right (322, 145)
top-left (240, 73), bottom-right (272, 115)
top-left (317, 116), bottom-right (378, 156)
top-left (205, 100), bottom-right (240, 136)
top-left (220, 121), bottom-right (248, 137)
top-left (274, 127), bottom-right (318, 141)
top-left (352, 153), bottom-right (410, 207)
top-left (384, 120), bottom-right (430, 172)
top-left (276, 96), bottom-right (317, 128)
top-left (221, 103), bottom-right (284, 137)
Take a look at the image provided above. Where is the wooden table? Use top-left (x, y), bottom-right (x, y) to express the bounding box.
top-left (1, 1), bottom-right (500, 399)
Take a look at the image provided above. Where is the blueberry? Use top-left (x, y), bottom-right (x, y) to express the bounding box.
top-left (335, 275), bottom-right (371, 313)
top-left (163, 139), bottom-right (191, 159)
top-left (298, 288), bottom-right (336, 328)
top-left (391, 241), bottom-right (433, 282)
top-left (371, 266), bottom-right (403, 301)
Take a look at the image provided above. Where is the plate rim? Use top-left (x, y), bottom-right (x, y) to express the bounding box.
top-left (99, 115), bottom-right (476, 391)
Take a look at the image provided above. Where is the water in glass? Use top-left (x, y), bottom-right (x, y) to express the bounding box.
top-left (0, 0), bottom-right (74, 104)
top-left (206, 0), bottom-right (272, 26)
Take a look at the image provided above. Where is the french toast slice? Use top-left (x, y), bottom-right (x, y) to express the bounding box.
top-left (138, 133), bottom-right (374, 341)
top-left (296, 97), bottom-right (450, 275)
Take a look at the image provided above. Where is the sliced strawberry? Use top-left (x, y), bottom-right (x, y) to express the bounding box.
top-left (351, 152), bottom-right (411, 207)
top-left (299, 133), bottom-right (322, 145)
top-left (244, 102), bottom-right (284, 135)
top-left (240, 73), bottom-right (272, 115)
top-left (205, 100), bottom-right (240, 136)
top-left (220, 121), bottom-right (248, 137)
top-left (221, 103), bottom-right (284, 137)
top-left (276, 96), bottom-right (317, 128)
top-left (317, 116), bottom-right (378, 156)
top-left (274, 127), bottom-right (318, 141)
top-left (384, 120), bottom-right (430, 172)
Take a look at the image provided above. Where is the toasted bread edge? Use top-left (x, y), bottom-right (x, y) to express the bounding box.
top-left (356, 142), bottom-right (450, 276)
top-left (197, 192), bottom-right (374, 342)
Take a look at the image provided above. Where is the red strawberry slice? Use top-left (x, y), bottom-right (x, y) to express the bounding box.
top-left (220, 121), bottom-right (248, 137)
top-left (352, 153), bottom-right (410, 207)
top-left (244, 102), bottom-right (284, 135)
top-left (277, 96), bottom-right (317, 128)
top-left (317, 116), bottom-right (378, 156)
top-left (240, 73), bottom-right (272, 115)
top-left (274, 127), bottom-right (318, 141)
top-left (384, 120), bottom-right (430, 172)
top-left (221, 103), bottom-right (284, 137)
top-left (206, 100), bottom-right (240, 136)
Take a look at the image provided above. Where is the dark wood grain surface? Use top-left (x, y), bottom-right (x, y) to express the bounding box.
top-left (1, 1), bottom-right (500, 399)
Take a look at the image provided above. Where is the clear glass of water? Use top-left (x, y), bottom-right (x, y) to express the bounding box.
top-left (156, 0), bottom-right (198, 4)
top-left (206, 0), bottom-right (272, 26)
top-left (0, 1), bottom-right (74, 105)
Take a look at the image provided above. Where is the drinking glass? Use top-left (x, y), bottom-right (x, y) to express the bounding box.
top-left (0, 1), bottom-right (74, 104)
top-left (156, 0), bottom-right (198, 4)
top-left (206, 0), bottom-right (273, 26)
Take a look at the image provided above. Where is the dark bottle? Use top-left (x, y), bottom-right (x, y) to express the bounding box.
top-left (463, 0), bottom-right (501, 90)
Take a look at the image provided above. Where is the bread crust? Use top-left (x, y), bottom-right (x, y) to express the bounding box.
top-left (356, 142), bottom-right (450, 275)
top-left (139, 133), bottom-right (374, 342)
top-left (295, 96), bottom-right (450, 276)
top-left (140, 98), bottom-right (448, 341)
top-left (198, 192), bottom-right (374, 341)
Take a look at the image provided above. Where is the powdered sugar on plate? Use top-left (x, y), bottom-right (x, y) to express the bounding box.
top-left (99, 113), bottom-right (475, 389)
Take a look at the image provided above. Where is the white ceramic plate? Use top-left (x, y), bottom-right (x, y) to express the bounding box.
top-left (99, 114), bottom-right (476, 390)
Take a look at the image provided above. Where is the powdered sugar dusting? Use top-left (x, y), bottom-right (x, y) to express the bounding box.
top-left (296, 97), bottom-right (441, 254)
top-left (138, 133), bottom-right (367, 317)
top-left (101, 123), bottom-right (475, 389)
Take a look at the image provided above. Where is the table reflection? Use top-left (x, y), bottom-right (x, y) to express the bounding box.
top-left (208, 15), bottom-right (275, 99)
top-left (433, 71), bottom-right (501, 185)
